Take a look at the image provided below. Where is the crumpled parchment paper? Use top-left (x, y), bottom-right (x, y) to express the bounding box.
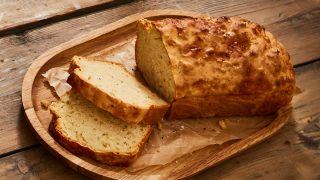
top-left (127, 115), bottom-right (274, 171)
top-left (42, 67), bottom-right (72, 97)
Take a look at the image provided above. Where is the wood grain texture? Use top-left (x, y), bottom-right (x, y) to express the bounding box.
top-left (0, 0), bottom-right (124, 34)
top-left (0, 146), bottom-right (86, 179)
top-left (0, 91), bottom-right (38, 155)
top-left (3, 60), bottom-right (320, 180)
top-left (0, 0), bottom-right (319, 168)
top-left (20, 10), bottom-right (291, 179)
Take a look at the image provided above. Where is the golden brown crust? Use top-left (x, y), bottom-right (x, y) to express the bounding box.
top-left (68, 57), bottom-right (169, 125)
top-left (138, 17), bottom-right (295, 118)
top-left (167, 92), bottom-right (293, 119)
top-left (49, 115), bottom-right (152, 166)
top-left (152, 16), bottom-right (295, 99)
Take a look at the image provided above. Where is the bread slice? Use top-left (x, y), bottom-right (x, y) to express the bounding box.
top-left (49, 92), bottom-right (152, 166)
top-left (136, 17), bottom-right (295, 119)
top-left (68, 56), bottom-right (169, 124)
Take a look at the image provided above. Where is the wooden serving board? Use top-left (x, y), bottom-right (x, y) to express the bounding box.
top-left (22, 10), bottom-right (291, 179)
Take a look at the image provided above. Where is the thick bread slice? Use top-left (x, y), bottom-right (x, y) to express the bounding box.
top-left (68, 56), bottom-right (169, 124)
top-left (136, 17), bottom-right (295, 119)
top-left (49, 92), bottom-right (152, 166)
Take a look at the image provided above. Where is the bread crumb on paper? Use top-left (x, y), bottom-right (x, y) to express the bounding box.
top-left (299, 116), bottom-right (312, 123)
top-left (219, 120), bottom-right (227, 129)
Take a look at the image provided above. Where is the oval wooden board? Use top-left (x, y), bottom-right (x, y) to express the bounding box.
top-left (22, 9), bottom-right (292, 179)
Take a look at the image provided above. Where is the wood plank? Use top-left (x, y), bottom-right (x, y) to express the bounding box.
top-left (0, 146), bottom-right (86, 179)
top-left (0, 0), bottom-right (128, 34)
top-left (0, 0), bottom-right (319, 155)
top-left (0, 92), bottom-right (38, 154)
top-left (1, 60), bottom-right (319, 179)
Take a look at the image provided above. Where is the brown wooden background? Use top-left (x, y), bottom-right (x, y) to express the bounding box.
top-left (0, 0), bottom-right (319, 179)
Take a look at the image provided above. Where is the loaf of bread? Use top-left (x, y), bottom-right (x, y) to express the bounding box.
top-left (49, 92), bottom-right (152, 166)
top-left (68, 56), bottom-right (169, 124)
top-left (136, 16), bottom-right (295, 119)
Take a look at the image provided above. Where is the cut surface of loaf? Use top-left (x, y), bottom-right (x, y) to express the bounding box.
top-left (136, 17), bottom-right (295, 119)
top-left (68, 56), bottom-right (169, 124)
top-left (49, 92), bottom-right (152, 166)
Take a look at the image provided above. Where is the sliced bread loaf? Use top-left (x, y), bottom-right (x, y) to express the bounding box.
top-left (49, 92), bottom-right (152, 166)
top-left (68, 56), bottom-right (169, 124)
top-left (136, 17), bottom-right (295, 119)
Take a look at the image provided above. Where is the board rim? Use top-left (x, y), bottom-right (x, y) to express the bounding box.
top-left (21, 9), bottom-right (291, 179)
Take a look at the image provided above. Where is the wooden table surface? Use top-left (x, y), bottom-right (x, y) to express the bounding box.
top-left (0, 0), bottom-right (319, 179)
